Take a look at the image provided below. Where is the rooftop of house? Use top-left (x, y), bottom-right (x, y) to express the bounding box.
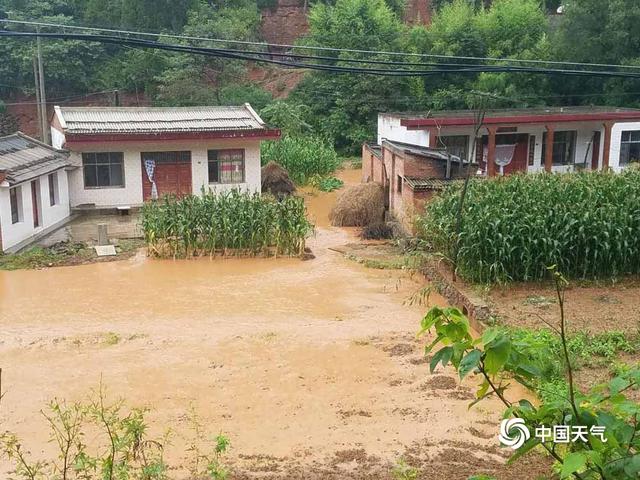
top-left (54, 103), bottom-right (270, 135)
top-left (0, 132), bottom-right (71, 186)
top-left (382, 106), bottom-right (640, 127)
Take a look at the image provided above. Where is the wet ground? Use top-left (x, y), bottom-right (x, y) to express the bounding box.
top-left (0, 168), bottom-right (551, 479)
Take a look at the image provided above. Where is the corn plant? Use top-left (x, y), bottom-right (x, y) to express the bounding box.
top-left (140, 190), bottom-right (313, 259)
top-left (261, 135), bottom-right (340, 185)
top-left (417, 169), bottom-right (640, 283)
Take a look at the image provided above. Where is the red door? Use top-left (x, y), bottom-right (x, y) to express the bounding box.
top-left (141, 152), bottom-right (193, 201)
top-left (502, 134), bottom-right (529, 175)
top-left (591, 131), bottom-right (601, 171)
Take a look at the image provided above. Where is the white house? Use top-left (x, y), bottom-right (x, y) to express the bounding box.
top-left (51, 104), bottom-right (280, 209)
top-left (0, 132), bottom-right (73, 253)
top-left (375, 106), bottom-right (640, 177)
top-left (364, 106), bottom-right (640, 228)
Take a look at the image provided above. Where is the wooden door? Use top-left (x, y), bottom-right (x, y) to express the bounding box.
top-left (141, 152), bottom-right (193, 200)
top-left (502, 134), bottom-right (530, 175)
top-left (591, 131), bottom-right (602, 171)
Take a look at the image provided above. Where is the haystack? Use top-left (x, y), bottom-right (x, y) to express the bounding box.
top-left (330, 182), bottom-right (385, 227)
top-left (261, 161), bottom-right (296, 197)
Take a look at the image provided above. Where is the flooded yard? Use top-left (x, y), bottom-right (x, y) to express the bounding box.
top-left (0, 168), bottom-right (550, 479)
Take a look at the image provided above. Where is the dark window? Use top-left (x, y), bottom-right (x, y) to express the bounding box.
top-left (82, 152), bottom-right (124, 188)
top-left (620, 131), bottom-right (640, 165)
top-left (542, 131), bottom-right (577, 166)
top-left (436, 135), bottom-right (469, 161)
top-left (397, 175), bottom-right (403, 194)
top-left (10, 186), bottom-right (20, 224)
top-left (208, 149), bottom-right (245, 184)
top-left (48, 172), bottom-right (59, 206)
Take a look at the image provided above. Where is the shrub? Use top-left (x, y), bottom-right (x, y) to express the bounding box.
top-left (417, 171), bottom-right (640, 283)
top-left (261, 135), bottom-right (341, 185)
top-left (140, 190), bottom-right (312, 258)
top-left (309, 175), bottom-right (344, 192)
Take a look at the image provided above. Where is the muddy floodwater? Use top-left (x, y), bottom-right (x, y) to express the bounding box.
top-left (0, 168), bottom-right (549, 479)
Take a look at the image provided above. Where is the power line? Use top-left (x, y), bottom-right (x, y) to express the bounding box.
top-left (3, 18), bottom-right (640, 72)
top-left (3, 30), bottom-right (640, 80)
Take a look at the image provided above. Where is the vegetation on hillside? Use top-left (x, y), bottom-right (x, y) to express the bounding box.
top-left (417, 170), bottom-right (640, 283)
top-left (140, 191), bottom-right (312, 258)
top-left (2, 0), bottom-right (640, 154)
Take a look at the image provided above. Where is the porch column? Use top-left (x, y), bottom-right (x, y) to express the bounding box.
top-left (544, 125), bottom-right (555, 173)
top-left (487, 126), bottom-right (497, 177)
top-left (602, 121), bottom-right (613, 171)
top-left (428, 128), bottom-right (438, 148)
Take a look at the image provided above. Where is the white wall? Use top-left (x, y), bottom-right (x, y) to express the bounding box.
top-left (610, 121), bottom-right (640, 172)
top-left (378, 115), bottom-right (429, 147)
top-left (64, 138), bottom-right (263, 208)
top-left (0, 169), bottom-right (71, 252)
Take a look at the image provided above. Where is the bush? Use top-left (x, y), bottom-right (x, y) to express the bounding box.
top-left (141, 191), bottom-right (313, 258)
top-left (417, 171), bottom-right (640, 283)
top-left (309, 175), bottom-right (344, 192)
top-left (261, 135), bottom-right (341, 185)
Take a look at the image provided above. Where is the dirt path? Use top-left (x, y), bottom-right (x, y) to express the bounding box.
top-left (0, 168), bottom-right (550, 479)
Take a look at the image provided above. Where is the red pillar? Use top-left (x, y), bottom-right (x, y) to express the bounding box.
top-left (545, 125), bottom-right (555, 173)
top-left (487, 127), bottom-right (497, 177)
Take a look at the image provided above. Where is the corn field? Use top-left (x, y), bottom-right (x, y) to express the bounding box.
top-left (417, 170), bottom-right (640, 283)
top-left (140, 190), bottom-right (312, 258)
top-left (261, 135), bottom-right (341, 185)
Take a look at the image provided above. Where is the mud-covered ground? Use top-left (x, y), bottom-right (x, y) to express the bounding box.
top-left (0, 168), bottom-right (552, 479)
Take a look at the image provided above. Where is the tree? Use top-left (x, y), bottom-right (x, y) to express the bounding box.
top-left (291, 0), bottom-right (411, 152)
top-left (550, 0), bottom-right (640, 107)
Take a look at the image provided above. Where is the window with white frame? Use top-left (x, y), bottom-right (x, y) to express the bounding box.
top-left (620, 131), bottom-right (640, 166)
top-left (208, 149), bottom-right (245, 184)
top-left (82, 152), bottom-right (125, 188)
top-left (48, 172), bottom-right (59, 206)
top-left (542, 130), bottom-right (577, 166)
top-left (10, 186), bottom-right (22, 224)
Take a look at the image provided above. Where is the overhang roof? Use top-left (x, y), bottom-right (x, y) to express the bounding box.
top-left (0, 132), bottom-right (71, 186)
top-left (54, 103), bottom-right (273, 135)
top-left (403, 177), bottom-right (458, 191)
top-left (382, 140), bottom-right (451, 161)
top-left (384, 106), bottom-right (640, 129)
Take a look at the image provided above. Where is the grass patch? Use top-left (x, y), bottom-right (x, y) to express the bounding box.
top-left (0, 240), bottom-right (143, 271)
top-left (508, 327), bottom-right (640, 402)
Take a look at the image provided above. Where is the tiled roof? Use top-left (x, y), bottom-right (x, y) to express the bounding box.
top-left (383, 105), bottom-right (640, 120)
top-left (403, 177), bottom-right (458, 191)
top-left (55, 104), bottom-right (267, 134)
top-left (0, 133), bottom-right (71, 186)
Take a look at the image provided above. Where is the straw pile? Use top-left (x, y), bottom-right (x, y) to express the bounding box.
top-left (261, 161), bottom-right (296, 197)
top-left (330, 182), bottom-right (385, 227)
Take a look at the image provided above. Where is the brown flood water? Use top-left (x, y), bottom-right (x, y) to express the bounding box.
top-left (0, 168), bottom-right (548, 479)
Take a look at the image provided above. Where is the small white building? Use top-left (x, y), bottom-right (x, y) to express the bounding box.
top-left (0, 132), bottom-right (72, 253)
top-left (50, 104), bottom-right (280, 209)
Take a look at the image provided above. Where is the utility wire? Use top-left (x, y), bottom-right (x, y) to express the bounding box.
top-left (3, 18), bottom-right (640, 72)
top-left (3, 31), bottom-right (640, 80)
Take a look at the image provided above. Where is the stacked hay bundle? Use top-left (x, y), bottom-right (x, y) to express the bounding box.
top-left (329, 183), bottom-right (385, 227)
top-left (261, 161), bottom-right (296, 197)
